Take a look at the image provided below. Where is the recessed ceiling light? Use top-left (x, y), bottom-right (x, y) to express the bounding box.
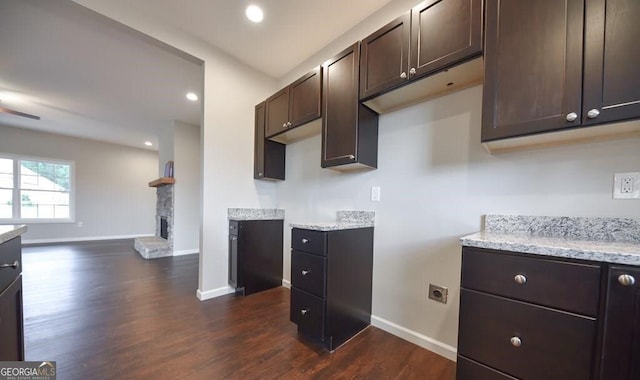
top-left (144, 141), bottom-right (153, 146)
top-left (245, 5), bottom-right (263, 23)
top-left (186, 92), bottom-right (198, 101)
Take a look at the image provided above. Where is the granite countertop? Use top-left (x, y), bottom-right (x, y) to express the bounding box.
top-left (0, 225), bottom-right (28, 245)
top-left (461, 215), bottom-right (640, 265)
top-left (290, 211), bottom-right (375, 231)
top-left (228, 208), bottom-right (285, 221)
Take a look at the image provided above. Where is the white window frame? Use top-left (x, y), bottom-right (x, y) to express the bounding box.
top-left (0, 153), bottom-right (75, 224)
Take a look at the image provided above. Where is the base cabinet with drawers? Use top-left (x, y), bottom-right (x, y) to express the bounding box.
top-left (289, 227), bottom-right (374, 351)
top-left (458, 246), bottom-right (640, 380)
top-left (0, 236), bottom-right (25, 361)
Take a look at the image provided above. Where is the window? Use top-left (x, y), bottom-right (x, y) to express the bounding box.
top-left (0, 155), bottom-right (74, 222)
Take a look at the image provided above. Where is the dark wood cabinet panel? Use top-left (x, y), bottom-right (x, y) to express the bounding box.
top-left (360, 12), bottom-right (410, 100)
top-left (265, 87), bottom-right (290, 138)
top-left (289, 66), bottom-right (322, 128)
top-left (583, 0), bottom-right (640, 125)
top-left (600, 265), bottom-right (640, 380)
top-left (459, 289), bottom-right (596, 380)
top-left (0, 236), bottom-right (24, 361)
top-left (462, 247), bottom-right (601, 316)
top-left (410, 0), bottom-right (482, 79)
top-left (482, 0), bottom-right (585, 141)
top-left (254, 102), bottom-right (285, 180)
top-left (457, 356), bottom-right (517, 380)
top-left (228, 220), bottom-right (283, 296)
top-left (322, 42), bottom-right (378, 170)
top-left (290, 227), bottom-right (374, 351)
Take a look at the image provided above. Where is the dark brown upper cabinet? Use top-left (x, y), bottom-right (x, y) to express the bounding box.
top-left (360, 0), bottom-right (483, 114)
top-left (322, 42), bottom-right (379, 170)
top-left (254, 102), bottom-right (285, 181)
top-left (482, 0), bottom-right (640, 151)
top-left (265, 67), bottom-right (322, 144)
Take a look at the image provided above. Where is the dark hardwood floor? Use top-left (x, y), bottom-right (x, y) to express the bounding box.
top-left (21, 240), bottom-right (455, 379)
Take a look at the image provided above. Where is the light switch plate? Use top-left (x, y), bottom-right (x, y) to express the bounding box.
top-left (613, 172), bottom-right (640, 199)
top-left (371, 186), bottom-right (381, 202)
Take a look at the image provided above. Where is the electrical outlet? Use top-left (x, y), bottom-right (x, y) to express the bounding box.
top-left (370, 186), bottom-right (381, 202)
top-left (613, 172), bottom-right (640, 199)
top-left (428, 284), bottom-right (448, 304)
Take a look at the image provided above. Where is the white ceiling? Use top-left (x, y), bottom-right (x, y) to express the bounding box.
top-left (0, 0), bottom-right (394, 149)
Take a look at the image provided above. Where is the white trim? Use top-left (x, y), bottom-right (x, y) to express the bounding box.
top-left (22, 234), bottom-right (154, 245)
top-left (196, 285), bottom-right (235, 301)
top-left (173, 249), bottom-right (199, 256)
top-left (282, 279), bottom-right (291, 288)
top-left (371, 315), bottom-right (457, 362)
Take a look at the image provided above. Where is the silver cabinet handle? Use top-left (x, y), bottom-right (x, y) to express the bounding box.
top-left (618, 274), bottom-right (636, 286)
top-left (301, 270), bottom-right (310, 276)
top-left (258, 172), bottom-right (263, 176)
top-left (282, 122), bottom-right (287, 128)
top-left (300, 309), bottom-right (308, 316)
top-left (302, 238), bottom-right (309, 244)
top-left (587, 109), bottom-right (600, 119)
top-left (409, 67), bottom-right (416, 75)
top-left (510, 336), bottom-right (522, 347)
top-left (400, 72), bottom-right (407, 79)
top-left (0, 260), bottom-right (19, 269)
top-left (287, 121), bottom-right (292, 127)
top-left (348, 155), bottom-right (355, 160)
top-left (514, 274), bottom-right (527, 285)
top-left (566, 112), bottom-right (578, 122)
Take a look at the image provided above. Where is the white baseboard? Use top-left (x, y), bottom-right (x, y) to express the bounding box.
top-left (282, 279), bottom-right (291, 288)
top-left (22, 234), bottom-right (154, 245)
top-left (371, 315), bottom-right (457, 362)
top-left (196, 285), bottom-right (235, 301)
top-left (173, 249), bottom-right (199, 256)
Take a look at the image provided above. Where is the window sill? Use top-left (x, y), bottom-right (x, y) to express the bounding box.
top-left (0, 219), bottom-right (75, 224)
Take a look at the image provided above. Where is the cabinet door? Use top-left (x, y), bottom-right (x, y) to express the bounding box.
top-left (600, 266), bottom-right (640, 380)
top-left (254, 102), bottom-right (285, 180)
top-left (265, 87), bottom-right (290, 138)
top-left (254, 102), bottom-right (266, 179)
top-left (583, 0), bottom-right (640, 126)
top-left (289, 66), bottom-right (322, 128)
top-left (0, 276), bottom-right (24, 361)
top-left (322, 43), bottom-right (360, 167)
top-left (482, 0), bottom-right (584, 141)
top-left (410, 0), bottom-right (482, 79)
top-left (359, 12), bottom-right (411, 100)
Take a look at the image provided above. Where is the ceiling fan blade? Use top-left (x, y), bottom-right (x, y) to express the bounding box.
top-left (0, 105), bottom-right (41, 120)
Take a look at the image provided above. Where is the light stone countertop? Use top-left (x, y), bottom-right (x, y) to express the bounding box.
top-left (461, 215), bottom-right (640, 265)
top-left (0, 225), bottom-right (28, 245)
top-left (228, 208), bottom-right (285, 221)
top-left (290, 211), bottom-right (375, 231)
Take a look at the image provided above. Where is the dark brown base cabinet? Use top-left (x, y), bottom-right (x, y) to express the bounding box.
top-left (229, 220), bottom-right (283, 296)
top-left (457, 246), bottom-right (640, 380)
top-left (0, 236), bottom-right (25, 361)
top-left (289, 227), bottom-right (374, 351)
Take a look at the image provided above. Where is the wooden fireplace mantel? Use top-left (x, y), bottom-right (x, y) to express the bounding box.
top-left (148, 177), bottom-right (175, 187)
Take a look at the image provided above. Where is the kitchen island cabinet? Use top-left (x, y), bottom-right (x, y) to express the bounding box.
top-left (0, 226), bottom-right (27, 361)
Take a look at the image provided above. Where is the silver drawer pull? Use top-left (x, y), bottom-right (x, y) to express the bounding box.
top-left (0, 260), bottom-right (19, 269)
top-left (514, 274), bottom-right (527, 285)
top-left (618, 274), bottom-right (636, 286)
top-left (510, 336), bottom-right (522, 347)
top-left (302, 238), bottom-right (309, 244)
top-left (300, 309), bottom-right (309, 316)
top-left (301, 270), bottom-right (310, 276)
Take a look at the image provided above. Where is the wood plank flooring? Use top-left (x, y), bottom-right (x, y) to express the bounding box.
top-left (21, 240), bottom-right (455, 379)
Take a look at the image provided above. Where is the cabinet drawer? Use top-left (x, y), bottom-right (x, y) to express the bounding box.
top-left (457, 356), bottom-right (517, 380)
top-left (458, 289), bottom-right (596, 380)
top-left (292, 229), bottom-right (326, 256)
top-left (462, 247), bottom-right (601, 316)
top-left (0, 237), bottom-right (22, 293)
top-left (291, 250), bottom-right (326, 298)
top-left (290, 288), bottom-right (325, 338)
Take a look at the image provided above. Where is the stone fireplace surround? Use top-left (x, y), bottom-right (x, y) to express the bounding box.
top-left (134, 183), bottom-right (173, 259)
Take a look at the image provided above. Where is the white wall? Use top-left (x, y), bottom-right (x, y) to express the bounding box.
top-left (276, 85), bottom-right (640, 356)
top-left (158, 121), bottom-right (175, 176)
top-left (172, 121), bottom-right (200, 254)
top-left (0, 124), bottom-right (157, 242)
top-left (74, 0), bottom-right (280, 296)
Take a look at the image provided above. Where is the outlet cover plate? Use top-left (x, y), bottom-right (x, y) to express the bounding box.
top-left (428, 284), bottom-right (448, 304)
top-left (613, 172), bottom-right (640, 199)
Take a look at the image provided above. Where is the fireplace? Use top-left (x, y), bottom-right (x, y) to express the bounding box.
top-left (160, 217), bottom-right (168, 240)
